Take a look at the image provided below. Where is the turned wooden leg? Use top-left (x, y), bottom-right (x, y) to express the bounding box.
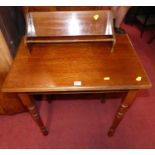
top-left (18, 93), bottom-right (48, 136)
top-left (108, 90), bottom-right (138, 137)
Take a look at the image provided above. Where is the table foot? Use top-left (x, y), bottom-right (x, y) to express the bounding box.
top-left (108, 128), bottom-right (115, 137)
top-left (42, 127), bottom-right (48, 136)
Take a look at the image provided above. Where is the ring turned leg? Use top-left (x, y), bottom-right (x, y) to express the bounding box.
top-left (18, 93), bottom-right (48, 136)
top-left (108, 90), bottom-right (138, 137)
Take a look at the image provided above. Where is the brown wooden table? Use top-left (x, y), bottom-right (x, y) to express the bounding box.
top-left (2, 34), bottom-right (151, 136)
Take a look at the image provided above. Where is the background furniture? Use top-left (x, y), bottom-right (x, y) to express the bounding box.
top-left (0, 7), bottom-right (26, 114)
top-left (148, 34), bottom-right (155, 44)
top-left (135, 7), bottom-right (155, 38)
top-left (125, 6), bottom-right (155, 38)
top-left (0, 30), bottom-right (26, 114)
top-left (0, 6), bottom-right (25, 57)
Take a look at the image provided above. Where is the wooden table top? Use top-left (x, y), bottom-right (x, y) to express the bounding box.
top-left (2, 35), bottom-right (151, 93)
top-left (26, 10), bottom-right (113, 37)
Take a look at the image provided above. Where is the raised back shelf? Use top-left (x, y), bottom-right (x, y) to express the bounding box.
top-left (25, 10), bottom-right (116, 52)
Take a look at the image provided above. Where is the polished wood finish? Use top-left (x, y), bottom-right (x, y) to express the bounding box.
top-left (22, 6), bottom-right (98, 20)
top-left (27, 11), bottom-right (113, 37)
top-left (23, 6), bottom-right (98, 14)
top-left (18, 93), bottom-right (48, 135)
top-left (2, 34), bottom-right (151, 136)
top-left (0, 30), bottom-right (26, 114)
top-left (0, 31), bottom-right (12, 74)
top-left (25, 11), bottom-right (115, 52)
top-left (56, 6), bottom-right (98, 11)
top-left (23, 6), bottom-right (56, 13)
top-left (2, 35), bottom-right (151, 93)
top-left (22, 6), bottom-right (101, 21)
top-left (108, 90), bottom-right (138, 137)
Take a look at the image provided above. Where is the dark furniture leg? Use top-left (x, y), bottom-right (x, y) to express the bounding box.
top-left (148, 35), bottom-right (155, 44)
top-left (108, 90), bottom-right (138, 137)
top-left (101, 94), bottom-right (106, 104)
top-left (46, 95), bottom-right (53, 104)
top-left (18, 93), bottom-right (48, 136)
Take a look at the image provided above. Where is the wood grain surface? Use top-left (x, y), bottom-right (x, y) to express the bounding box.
top-left (2, 34), bottom-right (151, 93)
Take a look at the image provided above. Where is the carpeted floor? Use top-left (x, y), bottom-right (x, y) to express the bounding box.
top-left (0, 23), bottom-right (155, 149)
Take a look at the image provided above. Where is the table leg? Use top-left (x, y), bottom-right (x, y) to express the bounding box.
top-left (46, 95), bottom-right (53, 104)
top-left (147, 35), bottom-right (155, 44)
top-left (101, 94), bottom-right (106, 104)
top-left (108, 90), bottom-right (138, 137)
top-left (18, 93), bottom-right (48, 136)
